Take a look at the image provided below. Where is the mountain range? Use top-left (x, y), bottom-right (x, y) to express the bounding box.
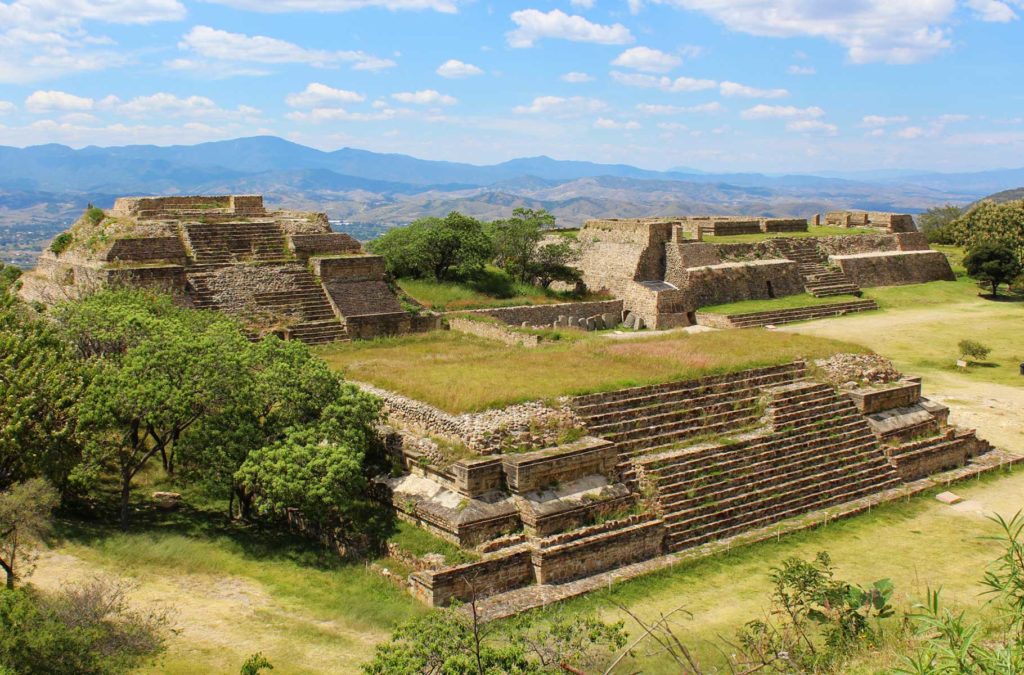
top-left (2, 135), bottom-right (1024, 267)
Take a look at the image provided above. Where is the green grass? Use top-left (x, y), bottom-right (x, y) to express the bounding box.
top-left (549, 465), bottom-right (1024, 674)
top-left (388, 520), bottom-right (478, 564)
top-left (319, 329), bottom-right (868, 412)
top-left (703, 225), bottom-right (880, 243)
top-left (699, 292), bottom-right (863, 315)
top-left (397, 266), bottom-right (596, 312)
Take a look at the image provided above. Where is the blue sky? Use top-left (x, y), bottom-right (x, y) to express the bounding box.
top-left (0, 0), bottom-right (1022, 172)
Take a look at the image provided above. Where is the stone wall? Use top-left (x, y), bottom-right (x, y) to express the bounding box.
top-left (410, 548), bottom-right (534, 605)
top-left (454, 299), bottom-right (624, 327)
top-left (502, 438), bottom-right (617, 494)
top-left (830, 250), bottom-right (955, 287)
top-left (448, 317), bottom-right (542, 348)
top-left (104, 237), bottom-right (188, 264)
top-left (289, 233), bottom-right (361, 260)
top-left (847, 381), bottom-right (922, 414)
top-left (674, 260), bottom-right (805, 308)
top-left (531, 519), bottom-right (665, 584)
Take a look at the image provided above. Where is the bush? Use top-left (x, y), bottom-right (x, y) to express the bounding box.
top-left (963, 241), bottom-right (1023, 297)
top-left (958, 339), bottom-right (991, 362)
top-left (85, 207), bottom-right (105, 227)
top-left (916, 205), bottom-right (962, 244)
top-left (368, 212), bottom-right (491, 282)
top-left (48, 232), bottom-right (73, 256)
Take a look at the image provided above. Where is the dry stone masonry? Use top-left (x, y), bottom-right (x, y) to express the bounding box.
top-left (20, 194), bottom-right (439, 344)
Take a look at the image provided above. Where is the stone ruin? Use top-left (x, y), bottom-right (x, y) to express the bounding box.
top-left (821, 210), bottom-right (917, 232)
top-left (371, 357), bottom-right (1010, 616)
top-left (19, 195), bottom-right (439, 344)
top-left (572, 216), bottom-right (954, 330)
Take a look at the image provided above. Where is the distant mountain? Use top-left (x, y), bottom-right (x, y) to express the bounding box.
top-left (969, 186), bottom-right (1024, 207)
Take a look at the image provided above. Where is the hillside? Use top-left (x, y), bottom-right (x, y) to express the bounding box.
top-left (969, 186), bottom-right (1024, 208)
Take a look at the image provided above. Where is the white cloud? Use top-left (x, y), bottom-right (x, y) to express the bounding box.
top-left (611, 46), bottom-right (681, 73)
top-left (648, 0), bottom-right (957, 64)
top-left (657, 121), bottom-right (688, 130)
top-left (0, 101), bottom-right (16, 114)
top-left (786, 119), bottom-right (837, 135)
top-left (513, 95), bottom-right (607, 116)
top-left (610, 70), bottom-right (716, 92)
top-left (938, 113), bottom-right (970, 123)
top-left (896, 126), bottom-right (926, 139)
top-left (436, 59), bottom-right (483, 78)
top-left (570, 0), bottom-right (595, 7)
top-left (203, 0), bottom-right (460, 12)
top-left (594, 117), bottom-right (641, 130)
top-left (2, 0), bottom-right (186, 25)
top-left (561, 71), bottom-right (594, 83)
top-left (861, 114), bottom-right (909, 126)
top-left (507, 9), bottom-right (633, 47)
top-left (108, 93), bottom-right (262, 120)
top-left (286, 83), bottom-right (366, 107)
top-left (176, 26), bottom-right (397, 73)
top-left (787, 64), bottom-right (815, 75)
top-left (286, 107), bottom-right (399, 123)
top-left (392, 90), bottom-right (457, 105)
top-left (636, 102), bottom-right (723, 114)
top-left (25, 90), bottom-right (94, 112)
top-left (719, 81), bottom-right (788, 98)
top-left (741, 104), bottom-right (824, 119)
top-left (966, 0), bottom-right (1018, 22)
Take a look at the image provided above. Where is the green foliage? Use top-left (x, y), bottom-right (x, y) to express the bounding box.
top-left (917, 205), bottom-right (963, 244)
top-left (487, 207), bottom-right (555, 283)
top-left (236, 386), bottom-right (388, 552)
top-left (48, 232), bottom-right (74, 255)
top-left (958, 339), bottom-right (992, 362)
top-left (240, 652), bottom-right (274, 675)
top-left (0, 298), bottom-right (86, 491)
top-left (368, 211), bottom-right (492, 281)
top-left (0, 577), bottom-right (169, 675)
top-left (0, 479), bottom-right (59, 589)
top-left (85, 206), bottom-right (105, 226)
top-left (733, 552), bottom-right (894, 672)
top-left (963, 242), bottom-right (1023, 297)
top-left (0, 265), bottom-right (20, 295)
top-left (361, 604), bottom-right (626, 674)
top-left (952, 201), bottom-right (1024, 266)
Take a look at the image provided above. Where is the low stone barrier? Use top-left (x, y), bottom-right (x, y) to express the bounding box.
top-left (847, 380), bottom-right (922, 414)
top-left (448, 317), bottom-right (541, 347)
top-left (530, 519), bottom-right (665, 584)
top-left (830, 250), bottom-right (955, 287)
top-left (502, 437), bottom-right (617, 494)
top-left (452, 299), bottom-right (623, 327)
top-left (410, 547), bottom-right (535, 605)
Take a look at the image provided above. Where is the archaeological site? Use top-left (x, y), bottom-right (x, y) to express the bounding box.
top-left (23, 196), bottom-right (1012, 618)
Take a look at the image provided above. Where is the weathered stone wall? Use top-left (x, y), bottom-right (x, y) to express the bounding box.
top-left (410, 548), bottom-right (534, 605)
top-left (502, 438), bottom-right (617, 494)
top-left (823, 211), bottom-right (916, 233)
top-left (289, 233), bottom-right (361, 260)
top-left (847, 381), bottom-right (922, 414)
top-left (112, 195), bottom-right (265, 216)
top-left (448, 317), bottom-right (542, 347)
top-left (531, 519), bottom-right (665, 584)
top-left (676, 260), bottom-right (805, 308)
top-left (830, 250), bottom-right (955, 287)
top-left (454, 299), bottom-right (624, 327)
top-left (103, 236), bottom-right (188, 264)
top-left (345, 312), bottom-right (437, 339)
top-left (312, 255), bottom-right (386, 281)
top-left (106, 265), bottom-right (186, 295)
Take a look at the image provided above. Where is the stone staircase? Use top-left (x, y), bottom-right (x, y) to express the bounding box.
top-left (770, 238), bottom-right (862, 297)
top-left (636, 380), bottom-right (901, 552)
top-left (695, 299), bottom-right (879, 329)
top-left (570, 363), bottom-right (806, 481)
top-left (182, 221), bottom-right (288, 264)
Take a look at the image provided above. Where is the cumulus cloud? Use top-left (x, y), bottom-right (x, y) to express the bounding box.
top-left (610, 70), bottom-right (716, 92)
top-left (719, 81), bottom-right (788, 98)
top-left (436, 59), bottom-right (483, 78)
top-left (786, 119), bottom-right (837, 134)
top-left (861, 114), bottom-right (909, 126)
top-left (507, 9), bottom-right (633, 47)
top-left (966, 0), bottom-right (1019, 22)
top-left (647, 0), bottom-right (958, 64)
top-left (203, 0), bottom-right (460, 12)
top-left (286, 107), bottom-right (400, 123)
top-left (611, 46), bottom-right (682, 73)
top-left (0, 101), bottom-right (15, 114)
top-left (175, 26), bottom-right (397, 73)
top-left (561, 71), bottom-right (594, 83)
top-left (896, 126), bottom-right (926, 139)
top-left (636, 102), bottom-right (723, 114)
top-left (787, 65), bottom-right (816, 75)
top-left (741, 104), bottom-right (824, 119)
top-left (513, 95), bottom-right (607, 116)
top-left (25, 90), bottom-right (94, 112)
top-left (594, 117), bottom-right (641, 129)
top-left (392, 90), bottom-right (457, 105)
top-left (570, 0), bottom-right (595, 7)
top-left (286, 83), bottom-right (366, 107)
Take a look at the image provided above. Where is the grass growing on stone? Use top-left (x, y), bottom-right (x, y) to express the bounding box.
top-left (397, 266), bottom-right (593, 312)
top-left (318, 329), bottom-right (869, 413)
top-left (699, 292), bottom-right (864, 315)
top-left (703, 225), bottom-right (880, 243)
top-left (551, 465), bottom-right (1024, 675)
top-left (389, 520), bottom-right (478, 564)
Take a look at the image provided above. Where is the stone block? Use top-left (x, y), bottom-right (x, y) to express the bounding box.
top-left (936, 491), bottom-right (962, 505)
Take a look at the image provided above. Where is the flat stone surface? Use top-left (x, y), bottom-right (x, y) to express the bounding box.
top-left (935, 491), bottom-right (963, 505)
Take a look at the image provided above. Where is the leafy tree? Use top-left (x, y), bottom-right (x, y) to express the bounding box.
top-left (1, 298), bottom-right (86, 491)
top-left (0, 264), bottom-right (20, 295)
top-left (0, 577), bottom-right (170, 674)
top-left (361, 602), bottom-right (625, 674)
top-left (963, 242), bottom-right (1022, 297)
top-left (487, 208), bottom-right (555, 283)
top-left (0, 479), bottom-right (58, 589)
top-left (952, 201), bottom-right (1024, 266)
top-left (369, 212), bottom-right (492, 281)
top-left (178, 337), bottom-right (349, 520)
top-left (959, 339), bottom-right (992, 363)
top-left (917, 205), bottom-right (963, 244)
top-left (237, 387), bottom-right (388, 551)
top-left (530, 240), bottom-right (581, 290)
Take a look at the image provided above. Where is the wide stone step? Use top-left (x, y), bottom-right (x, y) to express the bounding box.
top-left (588, 391), bottom-right (762, 435)
top-left (615, 409), bottom-right (762, 452)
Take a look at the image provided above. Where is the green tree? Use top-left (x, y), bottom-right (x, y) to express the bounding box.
top-left (963, 242), bottom-right (1023, 297)
top-left (0, 264), bottom-right (20, 295)
top-left (530, 240), bottom-right (581, 289)
top-left (958, 339), bottom-right (992, 363)
top-left (0, 297), bottom-right (85, 491)
top-left (487, 208), bottom-right (555, 283)
top-left (952, 201), bottom-right (1024, 266)
top-left (917, 205), bottom-right (963, 244)
top-left (237, 387), bottom-right (389, 551)
top-left (0, 479), bottom-right (59, 589)
top-left (369, 212), bottom-right (492, 281)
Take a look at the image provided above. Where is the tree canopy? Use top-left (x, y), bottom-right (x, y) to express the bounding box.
top-left (952, 200), bottom-right (1024, 266)
top-left (916, 204), bottom-right (962, 245)
top-left (963, 241), bottom-right (1022, 297)
top-left (368, 212), bottom-right (492, 281)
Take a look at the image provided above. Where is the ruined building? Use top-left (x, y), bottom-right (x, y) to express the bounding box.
top-left (19, 195), bottom-right (437, 343)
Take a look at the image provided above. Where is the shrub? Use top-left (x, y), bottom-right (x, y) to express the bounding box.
top-left (48, 232), bottom-right (73, 255)
top-left (85, 206), bottom-right (105, 226)
top-left (963, 241), bottom-right (1023, 297)
top-left (958, 339), bottom-right (991, 362)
